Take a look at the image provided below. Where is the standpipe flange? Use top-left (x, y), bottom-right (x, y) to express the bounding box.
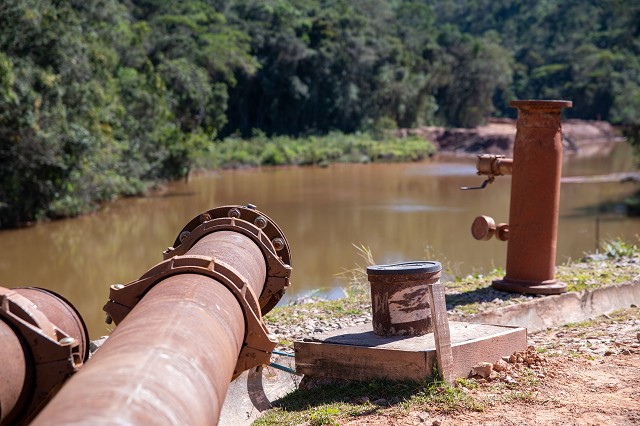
top-left (162, 205), bottom-right (292, 314)
top-left (0, 287), bottom-right (86, 425)
top-left (104, 255), bottom-right (281, 379)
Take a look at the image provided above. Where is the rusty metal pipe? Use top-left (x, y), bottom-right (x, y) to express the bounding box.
top-left (0, 320), bottom-right (29, 426)
top-left (32, 274), bottom-right (245, 424)
top-left (187, 230), bottom-right (267, 298)
top-left (13, 288), bottom-right (90, 362)
top-left (0, 287), bottom-right (89, 425)
top-left (492, 100), bottom-right (572, 294)
top-left (476, 154), bottom-right (513, 177)
top-left (32, 210), bottom-right (288, 426)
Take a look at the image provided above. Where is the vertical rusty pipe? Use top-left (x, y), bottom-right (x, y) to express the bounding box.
top-left (31, 231), bottom-right (267, 425)
top-left (492, 100), bottom-right (572, 295)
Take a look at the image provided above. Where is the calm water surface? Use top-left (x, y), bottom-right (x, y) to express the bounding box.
top-left (1, 142), bottom-right (638, 337)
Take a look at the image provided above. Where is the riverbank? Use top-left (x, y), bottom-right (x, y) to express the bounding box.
top-left (253, 242), bottom-right (640, 425)
top-left (405, 118), bottom-right (625, 157)
top-left (198, 132), bottom-right (436, 170)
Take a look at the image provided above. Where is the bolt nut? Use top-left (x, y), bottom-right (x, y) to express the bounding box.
top-left (272, 237), bottom-right (285, 251)
top-left (228, 208), bottom-right (241, 218)
top-left (112, 284), bottom-right (125, 290)
top-left (179, 231), bottom-right (191, 242)
top-left (200, 213), bottom-right (212, 223)
top-left (59, 337), bottom-right (75, 345)
top-left (105, 314), bottom-right (113, 325)
top-left (254, 216), bottom-right (268, 229)
top-left (246, 204), bottom-right (257, 210)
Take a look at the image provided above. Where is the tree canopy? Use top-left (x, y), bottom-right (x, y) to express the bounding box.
top-left (1, 0), bottom-right (639, 226)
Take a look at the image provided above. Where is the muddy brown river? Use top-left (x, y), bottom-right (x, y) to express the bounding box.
top-left (1, 142), bottom-right (638, 337)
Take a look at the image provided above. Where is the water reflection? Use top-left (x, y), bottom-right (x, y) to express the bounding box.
top-left (0, 142), bottom-right (638, 337)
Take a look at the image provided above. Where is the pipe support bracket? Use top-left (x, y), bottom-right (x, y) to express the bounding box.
top-left (103, 255), bottom-right (277, 378)
top-left (0, 288), bottom-right (83, 424)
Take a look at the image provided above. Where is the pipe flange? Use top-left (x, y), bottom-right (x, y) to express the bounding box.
top-left (0, 287), bottom-right (83, 422)
top-left (162, 206), bottom-right (292, 314)
top-left (103, 255), bottom-right (278, 378)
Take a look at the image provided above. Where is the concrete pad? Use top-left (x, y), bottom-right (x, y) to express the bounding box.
top-left (295, 322), bottom-right (526, 382)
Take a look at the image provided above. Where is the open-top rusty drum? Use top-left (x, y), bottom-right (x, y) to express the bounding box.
top-left (367, 261), bottom-right (441, 337)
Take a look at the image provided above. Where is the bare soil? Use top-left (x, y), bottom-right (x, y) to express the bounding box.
top-left (341, 308), bottom-right (640, 426)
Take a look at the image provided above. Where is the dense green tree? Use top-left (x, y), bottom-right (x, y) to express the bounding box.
top-left (1, 0), bottom-right (639, 226)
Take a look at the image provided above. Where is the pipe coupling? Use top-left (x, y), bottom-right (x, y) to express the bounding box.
top-left (103, 255), bottom-right (278, 378)
top-left (476, 154), bottom-right (513, 178)
top-left (163, 205), bottom-right (292, 314)
top-left (0, 287), bottom-right (87, 424)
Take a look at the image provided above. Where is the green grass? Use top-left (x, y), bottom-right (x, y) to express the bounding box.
top-left (254, 375), bottom-right (483, 426)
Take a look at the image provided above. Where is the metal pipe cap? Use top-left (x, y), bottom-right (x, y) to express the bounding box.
top-left (367, 261), bottom-right (442, 276)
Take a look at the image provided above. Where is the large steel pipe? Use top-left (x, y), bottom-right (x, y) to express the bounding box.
top-left (32, 274), bottom-right (245, 424)
top-left (32, 206), bottom-right (291, 425)
top-left (0, 287), bottom-right (88, 426)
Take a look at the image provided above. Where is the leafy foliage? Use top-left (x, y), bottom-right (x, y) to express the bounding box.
top-left (1, 0), bottom-right (639, 226)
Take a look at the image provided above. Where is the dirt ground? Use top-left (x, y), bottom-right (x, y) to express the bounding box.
top-left (342, 308), bottom-right (640, 426)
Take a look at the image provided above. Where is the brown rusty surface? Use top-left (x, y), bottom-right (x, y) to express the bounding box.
top-left (495, 100), bottom-right (571, 295)
top-left (0, 286), bottom-right (86, 425)
top-left (34, 207), bottom-right (290, 426)
top-left (13, 288), bottom-right (89, 362)
top-left (471, 215), bottom-right (496, 241)
top-left (0, 320), bottom-right (29, 426)
top-left (367, 263), bottom-right (441, 337)
top-left (163, 205), bottom-right (292, 314)
top-left (476, 154), bottom-right (513, 177)
top-left (188, 231), bottom-right (267, 298)
top-left (32, 275), bottom-right (245, 425)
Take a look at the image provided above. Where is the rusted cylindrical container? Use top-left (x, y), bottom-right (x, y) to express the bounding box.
top-left (492, 100), bottom-right (572, 295)
top-left (367, 261), bottom-right (441, 336)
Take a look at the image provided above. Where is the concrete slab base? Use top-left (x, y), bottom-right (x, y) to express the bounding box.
top-left (294, 321), bottom-right (527, 382)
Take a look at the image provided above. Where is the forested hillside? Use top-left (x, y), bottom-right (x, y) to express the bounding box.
top-left (1, 0), bottom-right (639, 227)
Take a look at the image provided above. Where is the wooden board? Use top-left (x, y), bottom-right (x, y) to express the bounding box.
top-left (427, 283), bottom-right (454, 384)
top-left (294, 322), bottom-right (527, 382)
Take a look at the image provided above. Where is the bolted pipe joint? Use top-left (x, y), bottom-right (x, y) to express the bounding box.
top-left (104, 205), bottom-right (292, 378)
top-left (104, 254), bottom-right (281, 378)
top-left (0, 287), bottom-right (89, 426)
top-left (32, 205), bottom-right (293, 426)
top-left (162, 205), bottom-right (292, 314)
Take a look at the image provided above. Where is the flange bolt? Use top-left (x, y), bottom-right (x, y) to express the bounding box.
top-left (272, 238), bottom-right (285, 251)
